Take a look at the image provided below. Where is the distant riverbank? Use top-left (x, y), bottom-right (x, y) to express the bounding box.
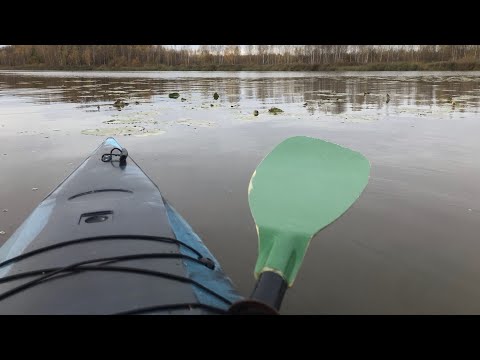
top-left (2, 61), bottom-right (480, 71)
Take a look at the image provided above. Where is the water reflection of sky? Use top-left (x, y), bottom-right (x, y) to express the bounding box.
top-left (1, 71), bottom-right (480, 119)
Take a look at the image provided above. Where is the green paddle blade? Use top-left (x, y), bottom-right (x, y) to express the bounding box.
top-left (249, 136), bottom-right (370, 286)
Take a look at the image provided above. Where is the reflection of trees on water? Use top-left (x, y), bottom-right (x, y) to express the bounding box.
top-left (1, 74), bottom-right (480, 115)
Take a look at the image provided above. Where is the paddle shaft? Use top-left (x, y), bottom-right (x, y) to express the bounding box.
top-left (251, 271), bottom-right (288, 310)
top-left (227, 271), bottom-right (288, 314)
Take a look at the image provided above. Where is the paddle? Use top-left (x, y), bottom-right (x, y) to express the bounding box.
top-left (229, 136), bottom-right (370, 314)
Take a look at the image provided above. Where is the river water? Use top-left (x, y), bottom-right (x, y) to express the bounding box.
top-left (1, 70), bottom-right (479, 314)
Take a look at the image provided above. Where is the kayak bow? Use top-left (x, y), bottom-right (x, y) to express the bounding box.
top-left (0, 137), bottom-right (242, 314)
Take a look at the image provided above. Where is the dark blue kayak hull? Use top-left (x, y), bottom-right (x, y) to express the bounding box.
top-left (0, 137), bottom-right (242, 314)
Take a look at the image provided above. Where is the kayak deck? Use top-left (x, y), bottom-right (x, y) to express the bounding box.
top-left (0, 138), bottom-right (242, 314)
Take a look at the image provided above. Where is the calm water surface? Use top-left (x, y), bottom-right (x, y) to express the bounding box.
top-left (1, 70), bottom-right (480, 314)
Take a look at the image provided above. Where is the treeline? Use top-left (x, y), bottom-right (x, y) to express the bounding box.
top-left (2, 45), bottom-right (480, 70)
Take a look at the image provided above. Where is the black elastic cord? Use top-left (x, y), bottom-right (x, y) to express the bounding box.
top-left (112, 303), bottom-right (227, 315)
top-left (0, 253), bottom-right (208, 286)
top-left (101, 147), bottom-right (123, 162)
top-left (0, 263), bottom-right (232, 305)
top-left (0, 235), bottom-right (204, 270)
top-left (0, 267), bottom-right (62, 284)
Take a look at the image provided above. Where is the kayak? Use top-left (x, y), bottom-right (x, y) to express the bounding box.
top-left (0, 135), bottom-right (371, 315)
top-left (0, 137), bottom-right (243, 314)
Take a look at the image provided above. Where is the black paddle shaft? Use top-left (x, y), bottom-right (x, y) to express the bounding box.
top-left (228, 271), bottom-right (288, 314)
top-left (251, 271), bottom-right (288, 310)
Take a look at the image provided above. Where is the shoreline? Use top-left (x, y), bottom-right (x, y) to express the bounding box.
top-left (2, 61), bottom-right (480, 72)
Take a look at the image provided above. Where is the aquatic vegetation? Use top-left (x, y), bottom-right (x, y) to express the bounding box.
top-left (338, 114), bottom-right (378, 123)
top-left (268, 107), bottom-right (284, 114)
top-left (113, 99), bottom-right (127, 109)
top-left (169, 92), bottom-right (180, 99)
top-left (103, 118), bottom-right (142, 125)
top-left (81, 126), bottom-right (165, 137)
top-left (213, 92), bottom-right (219, 100)
top-left (176, 118), bottom-right (215, 128)
top-left (134, 130), bottom-right (166, 137)
top-left (395, 104), bottom-right (454, 117)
